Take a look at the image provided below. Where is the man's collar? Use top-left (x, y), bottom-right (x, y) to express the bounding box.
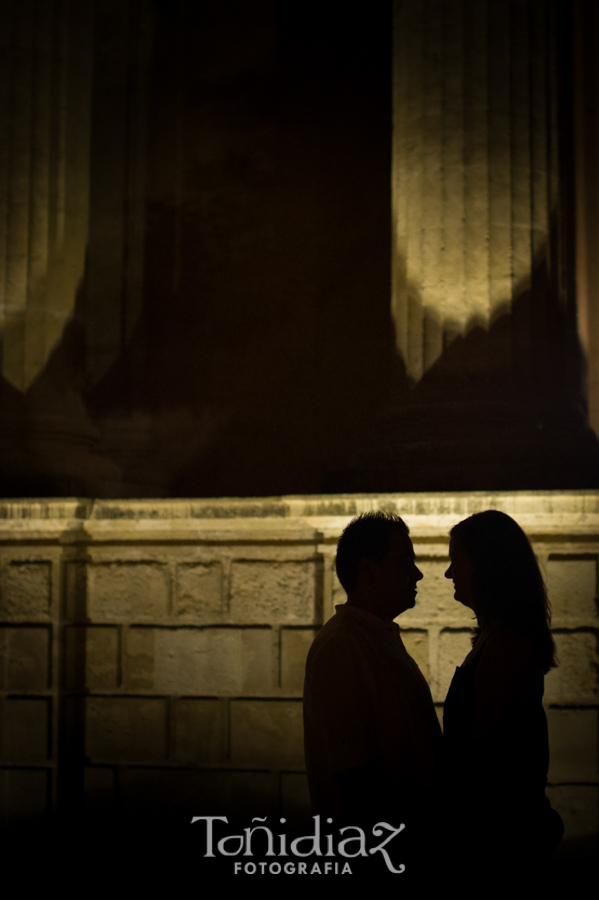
top-left (335, 602), bottom-right (400, 633)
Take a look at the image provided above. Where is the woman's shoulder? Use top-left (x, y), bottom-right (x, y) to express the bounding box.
top-left (485, 624), bottom-right (535, 649)
top-left (479, 625), bottom-right (543, 678)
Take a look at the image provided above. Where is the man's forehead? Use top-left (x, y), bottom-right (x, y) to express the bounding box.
top-left (387, 531), bottom-right (414, 556)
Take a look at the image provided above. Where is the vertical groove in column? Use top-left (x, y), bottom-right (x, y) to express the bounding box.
top-left (421, 0), bottom-right (444, 373)
top-left (53, 0), bottom-right (68, 254)
top-left (25, 0), bottom-right (53, 388)
top-left (85, 0), bottom-right (150, 389)
top-left (441, 0), bottom-right (465, 347)
top-left (173, 0), bottom-right (183, 297)
top-left (511, 0), bottom-right (534, 369)
top-left (4, 0), bottom-right (34, 391)
top-left (463, 0), bottom-right (489, 327)
top-left (391, 0), bottom-right (410, 364)
top-left (510, 0), bottom-right (532, 294)
top-left (530, 0), bottom-right (549, 260)
top-left (0, 1), bottom-right (14, 344)
top-left (43, 0), bottom-right (91, 393)
top-left (390, 0), bottom-right (560, 384)
top-left (0, 0), bottom-right (92, 393)
top-left (530, 0), bottom-right (550, 356)
top-left (405, 0), bottom-right (424, 381)
top-left (85, 0), bottom-right (128, 387)
top-left (546, 0), bottom-right (561, 304)
top-left (122, 0), bottom-right (150, 344)
top-left (487, 0), bottom-right (512, 374)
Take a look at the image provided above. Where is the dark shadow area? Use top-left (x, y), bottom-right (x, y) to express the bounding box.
top-left (327, 235), bottom-right (599, 492)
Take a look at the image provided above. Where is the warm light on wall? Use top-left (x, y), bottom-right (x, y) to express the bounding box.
top-left (0, 3), bottom-right (91, 393)
top-left (391, 0), bottom-right (558, 382)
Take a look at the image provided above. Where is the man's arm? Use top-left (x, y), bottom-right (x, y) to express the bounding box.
top-left (304, 632), bottom-right (379, 812)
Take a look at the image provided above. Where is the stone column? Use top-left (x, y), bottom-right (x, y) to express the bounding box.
top-left (573, 0), bottom-right (599, 440)
top-left (0, 0), bottom-right (93, 393)
top-left (392, 0), bottom-right (560, 381)
top-left (382, 0), bottom-right (599, 490)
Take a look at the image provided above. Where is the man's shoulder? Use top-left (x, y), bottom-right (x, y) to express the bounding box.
top-left (306, 609), bottom-right (363, 667)
top-left (310, 609), bottom-right (351, 647)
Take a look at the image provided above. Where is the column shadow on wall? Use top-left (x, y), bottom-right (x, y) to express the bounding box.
top-left (324, 232), bottom-right (599, 493)
top-left (1, 221), bottom-right (598, 497)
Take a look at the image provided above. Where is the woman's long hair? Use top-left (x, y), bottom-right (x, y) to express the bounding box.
top-left (450, 510), bottom-right (557, 672)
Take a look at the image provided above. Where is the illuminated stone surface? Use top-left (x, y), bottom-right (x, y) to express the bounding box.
top-left (2, 698), bottom-right (48, 761)
top-left (0, 1), bottom-right (92, 392)
top-left (230, 699), bottom-right (305, 767)
top-left (280, 628), bottom-right (318, 694)
top-left (152, 627), bottom-right (274, 695)
top-left (0, 626), bottom-right (48, 690)
top-left (230, 560), bottom-right (319, 625)
top-left (85, 697), bottom-right (167, 761)
top-left (0, 491), bottom-right (595, 841)
top-left (392, 0), bottom-right (558, 380)
top-left (87, 560), bottom-right (170, 621)
top-left (0, 559), bottom-right (52, 620)
top-left (174, 698), bottom-right (223, 764)
top-left (65, 625), bottom-right (119, 691)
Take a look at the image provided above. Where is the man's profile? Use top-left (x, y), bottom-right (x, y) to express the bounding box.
top-left (303, 511), bottom-right (442, 826)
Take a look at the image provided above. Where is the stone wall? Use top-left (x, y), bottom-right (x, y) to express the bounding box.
top-left (0, 492), bottom-right (597, 852)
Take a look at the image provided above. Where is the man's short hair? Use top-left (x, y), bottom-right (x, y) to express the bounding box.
top-left (335, 511), bottom-right (410, 594)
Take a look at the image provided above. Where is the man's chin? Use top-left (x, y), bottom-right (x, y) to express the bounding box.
top-left (395, 597), bottom-right (416, 616)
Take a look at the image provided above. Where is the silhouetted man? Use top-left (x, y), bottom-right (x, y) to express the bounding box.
top-left (303, 511), bottom-right (442, 827)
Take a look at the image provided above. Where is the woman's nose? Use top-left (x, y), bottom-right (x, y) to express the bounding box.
top-left (444, 564), bottom-right (452, 579)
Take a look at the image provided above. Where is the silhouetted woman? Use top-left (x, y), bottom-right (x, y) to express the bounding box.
top-left (443, 510), bottom-right (563, 877)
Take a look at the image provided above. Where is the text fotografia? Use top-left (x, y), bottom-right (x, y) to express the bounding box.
top-left (191, 815), bottom-right (407, 875)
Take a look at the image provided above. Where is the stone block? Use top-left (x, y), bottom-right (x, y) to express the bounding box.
top-left (545, 632), bottom-right (598, 704)
top-left (400, 559), bottom-right (473, 625)
top-left (437, 629), bottom-right (475, 700)
top-left (402, 630), bottom-right (429, 680)
top-left (230, 560), bottom-right (317, 624)
top-left (548, 709), bottom-right (598, 781)
top-left (174, 698), bottom-right (223, 762)
top-left (176, 562), bottom-right (222, 618)
top-left (88, 562), bottom-right (169, 621)
top-left (153, 627), bottom-right (273, 695)
top-left (65, 626), bottom-right (119, 690)
top-left (86, 627), bottom-right (119, 690)
top-left (85, 697), bottom-right (167, 761)
top-left (230, 700), bottom-right (304, 766)
top-left (280, 772), bottom-right (311, 819)
top-left (124, 627), bottom-right (154, 690)
top-left (546, 785), bottom-right (599, 842)
top-left (2, 699), bottom-right (48, 761)
top-left (280, 629), bottom-right (316, 692)
top-left (546, 557), bottom-right (597, 619)
top-left (0, 627), bottom-right (48, 690)
top-left (0, 561), bottom-right (51, 620)
top-left (1, 768), bottom-right (49, 820)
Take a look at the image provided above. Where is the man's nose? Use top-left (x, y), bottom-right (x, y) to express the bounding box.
top-left (415, 565), bottom-right (423, 582)
top-left (444, 564), bottom-right (452, 579)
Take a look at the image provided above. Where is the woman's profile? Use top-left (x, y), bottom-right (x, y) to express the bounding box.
top-left (443, 510), bottom-right (563, 877)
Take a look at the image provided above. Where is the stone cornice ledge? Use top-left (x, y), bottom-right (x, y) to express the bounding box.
top-left (0, 491), bottom-right (598, 542)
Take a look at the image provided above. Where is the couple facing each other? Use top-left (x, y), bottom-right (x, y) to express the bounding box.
top-left (303, 509), bottom-right (564, 874)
